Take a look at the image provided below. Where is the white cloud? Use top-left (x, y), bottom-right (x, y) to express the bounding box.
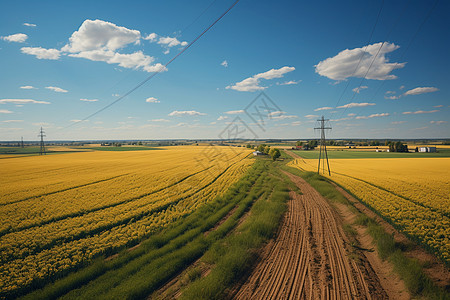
top-left (1, 120), bottom-right (23, 123)
top-left (402, 110), bottom-right (439, 115)
top-left (385, 95), bottom-right (401, 100)
top-left (59, 19), bottom-right (164, 73)
top-left (315, 42), bottom-right (404, 81)
top-left (272, 114), bottom-right (298, 120)
top-left (20, 85), bottom-right (37, 89)
top-left (143, 33), bottom-right (157, 42)
top-left (291, 121), bottom-right (302, 126)
top-left (337, 102), bottom-right (375, 109)
top-left (68, 49), bottom-right (166, 73)
top-left (146, 97), bottom-right (160, 103)
top-left (403, 87), bottom-right (439, 96)
top-left (277, 80), bottom-right (301, 85)
top-left (391, 121), bottom-right (406, 124)
top-left (314, 106), bottom-right (333, 111)
top-left (352, 86), bottom-right (368, 93)
top-left (347, 113), bottom-right (356, 116)
top-left (221, 60), bottom-right (228, 67)
top-left (62, 19), bottom-right (140, 53)
top-left (433, 105), bottom-right (443, 108)
top-left (0, 109), bottom-right (13, 114)
top-left (23, 23), bottom-right (37, 27)
top-left (217, 116), bottom-right (228, 121)
top-left (355, 113), bottom-right (389, 119)
top-left (151, 118), bottom-right (170, 122)
top-left (1, 33), bottom-right (28, 43)
top-left (430, 121), bottom-right (447, 124)
top-left (46, 86), bottom-right (68, 93)
top-left (226, 66), bottom-right (295, 92)
top-left (168, 110), bottom-right (206, 116)
top-left (225, 110), bottom-right (244, 115)
top-left (385, 90), bottom-right (396, 94)
top-left (399, 85), bottom-right (405, 90)
top-left (80, 98), bottom-right (98, 102)
top-left (157, 36), bottom-right (187, 47)
top-left (304, 114), bottom-right (319, 119)
top-left (21, 47), bottom-right (60, 59)
top-left (0, 98), bottom-right (50, 104)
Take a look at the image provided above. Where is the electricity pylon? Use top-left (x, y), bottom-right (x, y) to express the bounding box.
top-left (38, 127), bottom-right (46, 155)
top-left (314, 116), bottom-right (332, 176)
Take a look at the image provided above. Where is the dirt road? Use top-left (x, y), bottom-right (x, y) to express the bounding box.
top-left (231, 172), bottom-right (387, 299)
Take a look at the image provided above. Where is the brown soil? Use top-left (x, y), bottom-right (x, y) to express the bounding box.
top-left (230, 171), bottom-right (388, 299)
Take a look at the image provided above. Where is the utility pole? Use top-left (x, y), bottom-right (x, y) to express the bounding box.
top-left (21, 136), bottom-right (24, 148)
top-left (314, 116), bottom-right (332, 176)
top-left (38, 127), bottom-right (46, 155)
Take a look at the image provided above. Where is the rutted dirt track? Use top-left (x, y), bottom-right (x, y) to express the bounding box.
top-left (231, 172), bottom-right (387, 299)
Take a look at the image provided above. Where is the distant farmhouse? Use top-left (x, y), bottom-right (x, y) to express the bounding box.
top-left (418, 147), bottom-right (437, 153)
top-left (253, 151), bottom-right (265, 156)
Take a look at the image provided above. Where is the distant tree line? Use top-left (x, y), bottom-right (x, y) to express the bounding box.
top-left (255, 144), bottom-right (281, 160)
top-left (387, 141), bottom-right (409, 152)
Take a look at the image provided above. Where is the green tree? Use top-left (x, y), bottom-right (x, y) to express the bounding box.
top-left (256, 144), bottom-right (266, 152)
top-left (296, 141), bottom-right (303, 146)
top-left (269, 148), bottom-right (281, 161)
top-left (264, 145), bottom-right (271, 154)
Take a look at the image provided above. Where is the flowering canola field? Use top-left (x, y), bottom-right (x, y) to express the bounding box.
top-left (289, 156), bottom-right (450, 264)
top-left (0, 146), bottom-right (253, 294)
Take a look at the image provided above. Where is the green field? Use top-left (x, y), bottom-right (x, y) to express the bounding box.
top-left (291, 149), bottom-right (450, 159)
top-left (87, 146), bottom-right (162, 151)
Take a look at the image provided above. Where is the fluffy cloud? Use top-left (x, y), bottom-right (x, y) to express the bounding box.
top-left (433, 105), bottom-right (443, 108)
top-left (1, 33), bottom-right (28, 43)
top-left (0, 109), bottom-right (13, 114)
top-left (304, 114), bottom-right (319, 119)
top-left (386, 86), bottom-right (439, 100)
top-left (352, 86), bottom-right (368, 93)
top-left (151, 118), bottom-right (170, 122)
top-left (69, 49), bottom-right (166, 72)
top-left (403, 87), bottom-right (439, 96)
top-left (157, 36), bottom-right (187, 47)
top-left (391, 121), bottom-right (406, 124)
top-left (402, 110), bottom-right (438, 115)
top-left (143, 33), bottom-right (157, 42)
top-left (221, 60), bottom-right (228, 67)
top-left (23, 23), bottom-right (37, 27)
top-left (314, 106), bottom-right (333, 111)
top-left (21, 47), bottom-right (60, 60)
top-left (80, 98), bottom-right (98, 102)
top-left (145, 33), bottom-right (188, 53)
top-left (430, 121), bottom-right (447, 124)
top-left (315, 42), bottom-right (404, 81)
top-left (1, 120), bottom-right (23, 123)
top-left (20, 85), bottom-right (37, 89)
top-left (62, 19), bottom-right (140, 53)
top-left (337, 102), bottom-right (375, 109)
top-left (0, 99), bottom-right (50, 104)
top-left (225, 110), bottom-right (244, 115)
top-left (146, 97), bottom-right (160, 103)
top-left (226, 66), bottom-right (295, 92)
top-left (46, 86), bottom-right (68, 93)
top-left (217, 116), bottom-right (228, 121)
top-left (277, 80), bottom-right (301, 85)
top-left (355, 113), bottom-right (389, 119)
top-left (168, 110), bottom-right (206, 116)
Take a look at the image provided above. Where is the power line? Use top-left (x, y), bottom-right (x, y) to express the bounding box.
top-left (330, 0), bottom-right (385, 117)
top-left (334, 0), bottom-right (412, 122)
top-left (64, 0), bottom-right (240, 130)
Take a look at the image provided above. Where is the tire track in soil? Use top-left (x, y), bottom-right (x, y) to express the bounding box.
top-left (231, 171), bottom-right (387, 299)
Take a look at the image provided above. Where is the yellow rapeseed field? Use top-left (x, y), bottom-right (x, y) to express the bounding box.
top-left (289, 156), bottom-right (450, 264)
top-left (0, 146), bottom-right (253, 294)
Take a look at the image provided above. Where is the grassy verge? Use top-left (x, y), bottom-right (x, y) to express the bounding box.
top-left (180, 159), bottom-right (290, 299)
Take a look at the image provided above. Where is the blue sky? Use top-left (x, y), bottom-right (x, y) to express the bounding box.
top-left (0, 0), bottom-right (448, 141)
